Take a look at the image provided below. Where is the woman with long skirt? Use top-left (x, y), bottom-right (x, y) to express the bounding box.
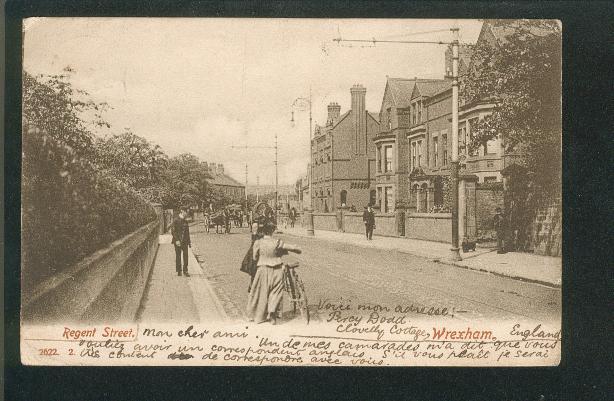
top-left (246, 219), bottom-right (301, 324)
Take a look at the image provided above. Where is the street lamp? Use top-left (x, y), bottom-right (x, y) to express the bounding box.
top-left (291, 88), bottom-right (314, 236)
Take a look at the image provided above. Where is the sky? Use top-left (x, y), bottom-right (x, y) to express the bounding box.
top-left (23, 18), bottom-right (483, 186)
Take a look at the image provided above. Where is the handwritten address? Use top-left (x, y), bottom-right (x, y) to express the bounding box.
top-left (21, 299), bottom-right (560, 366)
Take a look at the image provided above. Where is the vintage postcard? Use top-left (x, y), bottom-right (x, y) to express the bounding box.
top-left (20, 18), bottom-right (561, 366)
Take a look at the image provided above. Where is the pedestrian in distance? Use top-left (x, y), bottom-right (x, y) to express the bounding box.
top-left (246, 217), bottom-right (301, 325)
top-left (289, 207), bottom-right (297, 228)
top-left (493, 207), bottom-right (506, 254)
top-left (363, 204), bottom-right (376, 240)
top-left (171, 206), bottom-right (191, 276)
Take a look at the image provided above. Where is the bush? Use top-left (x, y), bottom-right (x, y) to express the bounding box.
top-left (22, 126), bottom-right (157, 288)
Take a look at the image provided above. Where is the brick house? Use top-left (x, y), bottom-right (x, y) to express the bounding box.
top-left (374, 77), bottom-right (450, 213)
top-left (311, 85), bottom-right (380, 212)
top-left (205, 163), bottom-right (245, 202)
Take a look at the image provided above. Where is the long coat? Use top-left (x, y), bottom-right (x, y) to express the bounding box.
top-left (363, 209), bottom-right (375, 227)
top-left (171, 217), bottom-right (191, 247)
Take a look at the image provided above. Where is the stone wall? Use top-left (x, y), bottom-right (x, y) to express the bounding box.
top-left (530, 197), bottom-right (561, 257)
top-left (405, 213), bottom-right (451, 243)
top-left (22, 219), bottom-right (160, 324)
top-left (313, 212), bottom-right (337, 231)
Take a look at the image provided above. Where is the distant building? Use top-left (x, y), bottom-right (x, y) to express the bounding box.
top-left (311, 84), bottom-right (380, 212)
top-left (205, 163), bottom-right (245, 202)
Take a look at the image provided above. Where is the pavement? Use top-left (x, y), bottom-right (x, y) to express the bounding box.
top-left (279, 225), bottom-right (561, 288)
top-left (137, 233), bottom-right (229, 323)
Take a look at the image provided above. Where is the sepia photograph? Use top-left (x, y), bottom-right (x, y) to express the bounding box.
top-left (19, 17), bottom-right (562, 366)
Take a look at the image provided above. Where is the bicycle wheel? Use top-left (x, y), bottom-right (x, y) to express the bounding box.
top-left (290, 269), bottom-right (309, 324)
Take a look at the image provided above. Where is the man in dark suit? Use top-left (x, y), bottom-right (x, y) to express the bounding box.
top-left (363, 204), bottom-right (376, 240)
top-left (172, 207), bottom-right (191, 276)
top-left (493, 207), bottom-right (506, 254)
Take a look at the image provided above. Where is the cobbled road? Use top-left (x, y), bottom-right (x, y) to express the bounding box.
top-left (190, 224), bottom-right (561, 324)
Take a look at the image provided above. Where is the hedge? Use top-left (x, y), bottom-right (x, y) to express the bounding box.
top-left (22, 126), bottom-right (157, 288)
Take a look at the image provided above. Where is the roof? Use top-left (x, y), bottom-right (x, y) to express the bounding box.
top-left (386, 77), bottom-right (449, 108)
top-left (209, 172), bottom-right (244, 187)
top-left (412, 80), bottom-right (452, 99)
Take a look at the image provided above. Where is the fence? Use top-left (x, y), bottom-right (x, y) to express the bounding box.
top-left (22, 217), bottom-right (161, 324)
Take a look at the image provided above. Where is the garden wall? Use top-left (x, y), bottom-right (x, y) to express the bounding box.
top-left (405, 213), bottom-right (451, 243)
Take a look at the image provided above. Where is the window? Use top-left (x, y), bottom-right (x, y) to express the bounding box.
top-left (417, 101), bottom-right (422, 123)
top-left (468, 118), bottom-right (479, 156)
top-left (417, 140), bottom-right (423, 167)
top-left (442, 134), bottom-right (448, 166)
top-left (377, 146), bottom-right (381, 173)
top-left (384, 145), bottom-right (393, 172)
top-left (459, 123), bottom-right (467, 155)
top-left (340, 190), bottom-right (347, 205)
top-left (433, 137), bottom-right (439, 167)
top-left (411, 103), bottom-right (416, 125)
top-left (384, 186), bottom-right (394, 213)
top-left (387, 108), bottom-right (392, 130)
top-left (411, 142), bottom-right (417, 170)
top-left (486, 138), bottom-right (497, 155)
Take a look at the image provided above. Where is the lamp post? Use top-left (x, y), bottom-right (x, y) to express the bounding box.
top-left (450, 27), bottom-right (462, 261)
top-left (291, 88), bottom-right (314, 235)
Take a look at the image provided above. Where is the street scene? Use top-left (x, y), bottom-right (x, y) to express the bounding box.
top-left (20, 18), bottom-right (562, 367)
top-left (139, 223), bottom-right (560, 324)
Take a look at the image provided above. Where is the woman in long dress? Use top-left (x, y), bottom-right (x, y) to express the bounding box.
top-left (246, 219), bottom-right (301, 324)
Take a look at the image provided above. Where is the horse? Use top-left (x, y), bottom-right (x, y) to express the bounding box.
top-left (210, 211), bottom-right (229, 234)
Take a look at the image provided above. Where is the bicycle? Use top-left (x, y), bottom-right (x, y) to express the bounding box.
top-left (281, 261), bottom-right (309, 324)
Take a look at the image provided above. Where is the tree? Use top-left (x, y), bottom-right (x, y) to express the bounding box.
top-left (22, 68), bottom-right (110, 158)
top-left (461, 19), bottom-right (562, 194)
top-left (95, 129), bottom-right (169, 202)
top-left (161, 153), bottom-right (213, 209)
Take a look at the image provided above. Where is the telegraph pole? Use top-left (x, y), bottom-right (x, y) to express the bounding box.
top-left (450, 27), bottom-right (462, 261)
top-left (244, 163), bottom-right (248, 202)
top-left (334, 26), bottom-right (462, 260)
top-left (230, 142), bottom-right (278, 212)
top-left (274, 131), bottom-right (278, 217)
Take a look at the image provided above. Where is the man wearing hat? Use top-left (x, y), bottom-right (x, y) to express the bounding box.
top-left (493, 207), bottom-right (506, 254)
top-left (363, 204), bottom-right (376, 240)
top-left (171, 206), bottom-right (192, 276)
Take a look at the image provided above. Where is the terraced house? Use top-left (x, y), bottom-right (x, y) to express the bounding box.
top-left (374, 77), bottom-right (451, 213)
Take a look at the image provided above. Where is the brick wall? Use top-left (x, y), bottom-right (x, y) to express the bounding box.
top-left (405, 213), bottom-right (451, 242)
top-left (476, 184), bottom-right (504, 240)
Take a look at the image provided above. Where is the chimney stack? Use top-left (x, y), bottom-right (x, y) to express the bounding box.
top-left (327, 102), bottom-right (341, 126)
top-left (217, 163), bottom-right (224, 175)
top-left (350, 84), bottom-right (367, 154)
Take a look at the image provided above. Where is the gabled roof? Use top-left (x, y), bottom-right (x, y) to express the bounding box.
top-left (209, 172), bottom-right (244, 187)
top-left (411, 80), bottom-right (452, 100)
top-left (384, 77), bottom-right (449, 107)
